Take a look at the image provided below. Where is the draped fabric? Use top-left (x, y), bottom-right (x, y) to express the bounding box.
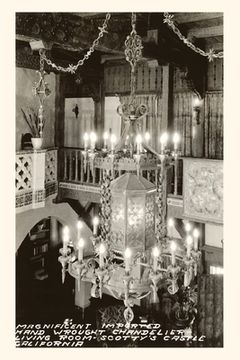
top-left (173, 92), bottom-right (194, 157)
top-left (104, 96), bottom-right (122, 140)
top-left (204, 92), bottom-right (223, 160)
top-left (198, 274), bottom-right (223, 347)
top-left (104, 64), bottom-right (164, 95)
top-left (173, 91), bottom-right (223, 160)
top-left (119, 94), bottom-right (164, 151)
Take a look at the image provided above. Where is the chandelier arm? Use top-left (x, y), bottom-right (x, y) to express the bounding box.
top-left (141, 141), bottom-right (160, 157)
top-left (135, 291), bottom-right (152, 300)
top-left (104, 285), bottom-right (124, 300)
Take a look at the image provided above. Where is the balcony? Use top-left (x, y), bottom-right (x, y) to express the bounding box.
top-left (57, 147), bottom-right (182, 204)
top-left (16, 147), bottom-right (223, 225)
top-left (15, 148), bottom-right (58, 213)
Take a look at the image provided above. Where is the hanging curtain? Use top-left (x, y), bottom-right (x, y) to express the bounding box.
top-left (119, 94), bottom-right (164, 150)
top-left (173, 92), bottom-right (194, 157)
top-left (204, 92), bottom-right (223, 160)
top-left (104, 96), bottom-right (122, 140)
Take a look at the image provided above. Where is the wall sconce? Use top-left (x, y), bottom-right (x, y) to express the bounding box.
top-left (75, 74), bottom-right (83, 85)
top-left (72, 104), bottom-right (79, 119)
top-left (192, 96), bottom-right (203, 125)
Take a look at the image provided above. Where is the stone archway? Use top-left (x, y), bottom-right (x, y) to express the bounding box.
top-left (16, 199), bottom-right (94, 255)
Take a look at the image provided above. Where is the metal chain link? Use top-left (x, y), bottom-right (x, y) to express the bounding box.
top-left (42, 13), bottom-right (111, 73)
top-left (131, 12), bottom-right (136, 32)
top-left (125, 12), bottom-right (143, 103)
top-left (99, 170), bottom-right (112, 247)
top-left (155, 166), bottom-right (167, 242)
top-left (163, 12), bottom-right (223, 62)
top-left (39, 49), bottom-right (45, 72)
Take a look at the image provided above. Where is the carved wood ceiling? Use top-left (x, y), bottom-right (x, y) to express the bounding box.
top-left (16, 12), bottom-right (223, 53)
top-left (15, 12), bottom-right (223, 96)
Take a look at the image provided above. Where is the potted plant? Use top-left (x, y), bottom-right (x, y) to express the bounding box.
top-left (21, 107), bottom-right (45, 150)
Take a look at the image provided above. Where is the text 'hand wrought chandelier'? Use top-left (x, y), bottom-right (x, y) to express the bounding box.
top-left (58, 13), bottom-right (201, 328)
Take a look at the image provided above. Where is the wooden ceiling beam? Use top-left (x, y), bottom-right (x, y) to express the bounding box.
top-left (16, 13), bottom-right (130, 54)
top-left (205, 40), bottom-right (223, 51)
top-left (188, 25), bottom-right (223, 38)
top-left (174, 12), bottom-right (223, 24)
top-left (72, 13), bottom-right (103, 17)
top-left (101, 54), bottom-right (125, 63)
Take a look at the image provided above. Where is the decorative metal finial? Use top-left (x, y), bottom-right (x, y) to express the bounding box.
top-left (32, 49), bottom-right (51, 138)
top-left (117, 12), bottom-right (148, 149)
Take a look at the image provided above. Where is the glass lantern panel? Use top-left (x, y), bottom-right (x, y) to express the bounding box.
top-left (145, 193), bottom-right (155, 249)
top-left (127, 195), bottom-right (145, 250)
top-left (111, 193), bottom-right (125, 251)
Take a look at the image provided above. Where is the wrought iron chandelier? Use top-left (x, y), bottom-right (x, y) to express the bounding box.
top-left (58, 13), bottom-right (201, 327)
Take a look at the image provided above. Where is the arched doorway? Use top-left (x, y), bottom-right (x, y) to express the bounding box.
top-left (16, 217), bottom-right (75, 324)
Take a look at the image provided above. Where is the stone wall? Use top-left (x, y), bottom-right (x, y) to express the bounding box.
top-left (16, 67), bottom-right (56, 151)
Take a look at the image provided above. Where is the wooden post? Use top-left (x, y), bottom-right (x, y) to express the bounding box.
top-left (92, 166), bottom-right (96, 184)
top-left (86, 163), bottom-right (90, 183)
top-left (100, 168), bottom-right (103, 183)
top-left (192, 102), bottom-right (204, 157)
top-left (55, 74), bottom-right (66, 180)
top-left (80, 153), bottom-right (84, 183)
top-left (93, 78), bottom-right (105, 150)
top-left (75, 150), bottom-right (79, 182)
top-left (94, 100), bottom-right (101, 146)
top-left (174, 158), bottom-right (178, 196)
top-left (69, 150), bottom-right (73, 181)
top-left (153, 64), bottom-right (171, 153)
top-left (64, 150), bottom-right (67, 180)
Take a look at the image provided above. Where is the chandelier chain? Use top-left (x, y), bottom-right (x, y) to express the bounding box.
top-left (163, 12), bottom-right (223, 62)
top-left (131, 12), bottom-right (136, 32)
top-left (124, 12), bottom-right (143, 104)
top-left (39, 49), bottom-right (45, 73)
top-left (42, 13), bottom-right (111, 73)
top-left (56, 12), bottom-right (202, 326)
top-left (156, 167), bottom-right (168, 241)
top-left (99, 170), bottom-right (112, 246)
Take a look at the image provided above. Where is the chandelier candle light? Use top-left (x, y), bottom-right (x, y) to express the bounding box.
top-left (185, 222), bottom-right (192, 234)
top-left (99, 243), bottom-right (106, 269)
top-left (93, 216), bottom-right (99, 236)
top-left (186, 235), bottom-right (193, 259)
top-left (145, 132), bottom-right (150, 143)
top-left (152, 246), bottom-right (160, 273)
top-left (62, 226), bottom-right (70, 255)
top-left (78, 238), bottom-right (84, 262)
top-left (193, 228), bottom-right (200, 251)
top-left (110, 134), bottom-right (117, 152)
top-left (168, 218), bottom-right (174, 238)
top-left (103, 132), bottom-right (109, 151)
top-left (77, 220), bottom-right (83, 238)
top-left (170, 241), bottom-right (177, 266)
top-left (58, 12), bottom-right (201, 328)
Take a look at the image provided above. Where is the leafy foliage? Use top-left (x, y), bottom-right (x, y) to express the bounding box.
top-left (21, 107), bottom-right (45, 138)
